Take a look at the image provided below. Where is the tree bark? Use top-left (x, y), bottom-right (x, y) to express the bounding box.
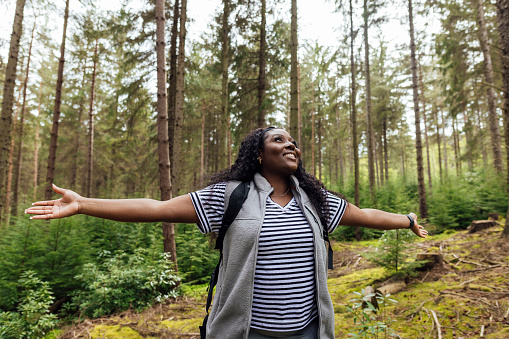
top-left (311, 86), bottom-right (316, 176)
top-left (0, 0), bottom-right (26, 225)
top-left (476, 0), bottom-right (504, 173)
top-left (350, 0), bottom-right (360, 240)
top-left (221, 0), bottom-right (230, 168)
top-left (86, 38), bottom-right (98, 198)
top-left (257, 0), bottom-right (266, 127)
top-left (418, 62), bottom-right (432, 192)
top-left (495, 0), bottom-right (509, 238)
top-left (201, 99), bottom-right (205, 187)
top-left (290, 0), bottom-right (299, 138)
top-left (297, 63), bottom-right (302, 147)
top-left (409, 0), bottom-right (427, 218)
top-left (172, 0), bottom-right (186, 196)
top-left (45, 0), bottom-right (70, 201)
top-left (5, 60), bottom-right (24, 224)
top-left (434, 105), bottom-right (443, 181)
top-left (441, 108), bottom-right (449, 177)
top-left (363, 0), bottom-right (376, 203)
top-left (156, 0), bottom-right (178, 268)
top-left (383, 117), bottom-right (389, 182)
top-left (71, 60), bottom-right (87, 190)
top-left (33, 81), bottom-right (42, 201)
top-left (13, 18), bottom-right (36, 217)
top-left (168, 0), bottom-right (179, 179)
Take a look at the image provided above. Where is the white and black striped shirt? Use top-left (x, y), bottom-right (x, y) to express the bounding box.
top-left (189, 183), bottom-right (347, 332)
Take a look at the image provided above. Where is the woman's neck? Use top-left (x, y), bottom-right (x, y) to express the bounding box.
top-left (261, 171), bottom-right (291, 195)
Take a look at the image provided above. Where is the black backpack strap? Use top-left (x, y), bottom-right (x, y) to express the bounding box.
top-left (215, 181), bottom-right (250, 250)
top-left (323, 227), bottom-right (334, 270)
top-left (200, 181), bottom-right (250, 338)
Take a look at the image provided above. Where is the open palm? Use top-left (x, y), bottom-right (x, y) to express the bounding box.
top-left (25, 184), bottom-right (81, 220)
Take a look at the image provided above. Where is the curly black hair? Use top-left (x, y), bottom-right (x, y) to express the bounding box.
top-left (208, 127), bottom-right (346, 227)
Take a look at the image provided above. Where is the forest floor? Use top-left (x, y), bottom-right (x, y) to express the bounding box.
top-left (48, 221), bottom-right (509, 339)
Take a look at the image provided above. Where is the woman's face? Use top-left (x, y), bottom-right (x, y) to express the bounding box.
top-left (259, 129), bottom-right (301, 176)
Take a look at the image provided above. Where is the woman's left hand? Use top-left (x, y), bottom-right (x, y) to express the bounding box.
top-left (408, 212), bottom-right (428, 238)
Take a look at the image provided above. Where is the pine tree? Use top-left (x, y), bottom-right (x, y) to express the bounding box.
top-left (0, 0), bottom-right (27, 226)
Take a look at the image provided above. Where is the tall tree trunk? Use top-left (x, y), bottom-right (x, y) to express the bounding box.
top-left (463, 110), bottom-right (473, 170)
top-left (290, 0), bottom-right (299, 138)
top-left (418, 63), bottom-right (432, 192)
top-left (383, 117), bottom-right (389, 182)
top-left (221, 0), bottom-right (230, 168)
top-left (409, 0), bottom-right (427, 218)
top-left (172, 0), bottom-right (186, 196)
top-left (45, 0), bottom-right (70, 200)
top-left (156, 0), bottom-right (178, 268)
top-left (318, 118), bottom-right (322, 181)
top-left (86, 38), bottom-right (98, 198)
top-left (441, 108), bottom-right (449, 177)
top-left (363, 0), bottom-right (376, 203)
top-left (375, 136), bottom-right (380, 187)
top-left (378, 134), bottom-right (384, 186)
top-left (497, 0), bottom-right (509, 238)
top-left (71, 62), bottom-right (87, 190)
top-left (452, 117), bottom-right (460, 175)
top-left (33, 81), bottom-right (42, 201)
top-left (311, 86), bottom-right (316, 177)
top-left (0, 0), bottom-right (26, 225)
top-left (476, 0), bottom-right (504, 173)
top-left (350, 0), bottom-right (360, 240)
top-left (13, 18), bottom-right (36, 217)
top-left (168, 0), bottom-right (179, 179)
top-left (201, 99), bottom-right (205, 187)
top-left (336, 104), bottom-right (344, 185)
top-left (257, 0), bottom-right (266, 127)
top-left (297, 63), bottom-right (302, 147)
top-left (476, 102), bottom-right (488, 166)
top-left (5, 62), bottom-right (24, 224)
top-left (434, 106), bottom-right (443, 181)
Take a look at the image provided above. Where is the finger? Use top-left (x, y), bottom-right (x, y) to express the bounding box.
top-left (52, 183), bottom-right (66, 195)
top-left (32, 200), bottom-right (57, 206)
top-left (30, 214), bottom-right (54, 220)
top-left (26, 209), bottom-right (52, 215)
top-left (25, 207), bottom-right (53, 214)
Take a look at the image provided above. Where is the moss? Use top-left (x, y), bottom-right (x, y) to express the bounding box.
top-left (41, 329), bottom-right (61, 339)
top-left (468, 284), bottom-right (494, 292)
top-left (90, 325), bottom-right (143, 339)
top-left (328, 267), bottom-right (390, 303)
top-left (161, 317), bottom-right (202, 332)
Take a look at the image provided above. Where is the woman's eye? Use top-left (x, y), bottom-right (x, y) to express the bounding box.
top-left (275, 137), bottom-right (282, 141)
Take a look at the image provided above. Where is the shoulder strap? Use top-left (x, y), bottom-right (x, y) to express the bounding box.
top-left (200, 181), bottom-right (250, 338)
top-left (215, 181), bottom-right (250, 250)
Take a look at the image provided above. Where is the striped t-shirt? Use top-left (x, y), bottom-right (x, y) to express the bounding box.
top-left (189, 182), bottom-right (347, 332)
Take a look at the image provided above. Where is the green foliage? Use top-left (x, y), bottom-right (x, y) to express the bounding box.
top-left (175, 224), bottom-right (219, 284)
top-left (347, 289), bottom-right (398, 338)
top-left (68, 249), bottom-right (179, 318)
top-left (428, 170), bottom-right (507, 230)
top-left (0, 271), bottom-right (58, 339)
top-left (362, 229), bottom-right (422, 275)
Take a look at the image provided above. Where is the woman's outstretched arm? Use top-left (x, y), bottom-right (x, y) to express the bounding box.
top-left (25, 184), bottom-right (199, 223)
top-left (339, 203), bottom-right (428, 238)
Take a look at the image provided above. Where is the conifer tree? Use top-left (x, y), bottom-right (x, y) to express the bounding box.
top-left (0, 0), bottom-right (27, 226)
top-left (45, 0), bottom-right (70, 200)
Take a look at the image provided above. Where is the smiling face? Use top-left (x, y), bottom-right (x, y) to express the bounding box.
top-left (259, 129), bottom-right (302, 177)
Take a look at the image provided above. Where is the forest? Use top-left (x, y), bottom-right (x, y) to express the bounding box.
top-left (1, 0), bottom-right (509, 337)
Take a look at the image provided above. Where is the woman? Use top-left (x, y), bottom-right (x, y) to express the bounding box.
top-left (26, 127), bottom-right (427, 339)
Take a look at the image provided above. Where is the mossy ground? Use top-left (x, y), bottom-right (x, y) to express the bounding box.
top-left (55, 223), bottom-right (509, 338)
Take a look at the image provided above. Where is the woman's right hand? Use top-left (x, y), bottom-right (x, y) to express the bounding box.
top-left (25, 184), bottom-right (81, 220)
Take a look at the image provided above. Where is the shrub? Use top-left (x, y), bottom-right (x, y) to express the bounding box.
top-left (69, 249), bottom-right (180, 318)
top-left (0, 271), bottom-right (57, 339)
top-left (362, 229), bottom-right (422, 276)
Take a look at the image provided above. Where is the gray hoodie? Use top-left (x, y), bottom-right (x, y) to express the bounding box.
top-left (205, 173), bottom-right (335, 339)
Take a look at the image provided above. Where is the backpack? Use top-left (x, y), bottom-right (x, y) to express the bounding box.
top-left (199, 181), bottom-right (333, 339)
